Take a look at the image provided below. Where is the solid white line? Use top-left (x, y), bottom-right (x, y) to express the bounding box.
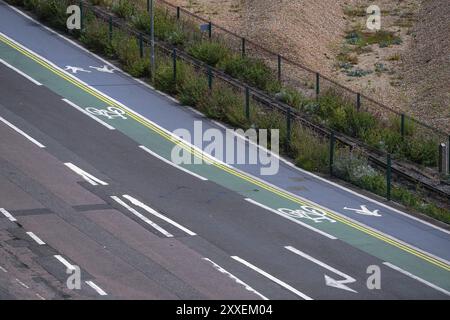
top-left (0, 29), bottom-right (446, 266)
top-left (64, 162), bottom-right (108, 186)
top-left (111, 196), bottom-right (173, 238)
top-left (35, 293), bottom-right (46, 300)
top-left (139, 145), bottom-right (208, 181)
top-left (122, 194), bottom-right (196, 236)
top-left (54, 255), bottom-right (75, 271)
top-left (85, 280), bottom-right (108, 296)
top-left (231, 256), bottom-right (313, 300)
top-left (0, 208), bottom-right (17, 222)
top-left (245, 199), bottom-right (337, 240)
top-left (26, 231), bottom-right (45, 245)
top-left (15, 278), bottom-right (30, 289)
top-left (383, 262), bottom-right (450, 297)
top-left (62, 98), bottom-right (115, 130)
top-left (0, 57), bottom-right (42, 85)
top-left (2, 8), bottom-right (446, 237)
top-left (0, 266), bottom-right (7, 273)
top-left (0, 116), bottom-right (45, 148)
top-left (202, 258), bottom-right (268, 300)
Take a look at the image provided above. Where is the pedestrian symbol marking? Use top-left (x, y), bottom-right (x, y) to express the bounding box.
top-left (64, 66), bottom-right (91, 74)
top-left (89, 65), bottom-right (115, 73)
top-left (344, 205), bottom-right (382, 217)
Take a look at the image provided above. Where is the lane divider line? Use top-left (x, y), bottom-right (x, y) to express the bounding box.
top-left (0, 266), bottom-right (8, 273)
top-left (231, 255), bottom-right (313, 300)
top-left (0, 208), bottom-right (17, 222)
top-left (85, 280), bottom-right (108, 296)
top-left (54, 255), bottom-right (75, 271)
top-left (0, 31), bottom-right (448, 272)
top-left (26, 231), bottom-right (46, 245)
top-left (64, 162), bottom-right (108, 186)
top-left (0, 116), bottom-right (45, 148)
top-left (202, 257), bottom-right (268, 300)
top-left (383, 262), bottom-right (450, 297)
top-left (139, 145), bottom-right (208, 181)
top-left (123, 194), bottom-right (197, 236)
top-left (245, 198), bottom-right (337, 240)
top-left (15, 278), bottom-right (30, 289)
top-left (111, 196), bottom-right (173, 238)
top-left (62, 98), bottom-right (115, 130)
top-left (0, 57), bottom-right (42, 85)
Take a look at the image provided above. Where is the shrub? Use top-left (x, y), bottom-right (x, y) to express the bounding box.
top-left (178, 67), bottom-right (209, 106)
top-left (275, 88), bottom-right (308, 110)
top-left (187, 41), bottom-right (230, 67)
top-left (112, 0), bottom-right (135, 19)
top-left (291, 124), bottom-right (329, 173)
top-left (111, 31), bottom-right (150, 77)
top-left (80, 18), bottom-right (112, 55)
top-left (34, 0), bottom-right (68, 29)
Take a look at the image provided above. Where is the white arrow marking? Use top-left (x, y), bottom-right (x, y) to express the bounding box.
top-left (64, 163), bottom-right (108, 186)
top-left (89, 65), bottom-right (115, 73)
top-left (344, 205), bottom-right (382, 217)
top-left (285, 246), bottom-right (357, 293)
top-left (64, 66), bottom-right (91, 74)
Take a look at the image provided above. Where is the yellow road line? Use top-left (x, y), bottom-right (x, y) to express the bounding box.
top-left (1, 34), bottom-right (449, 272)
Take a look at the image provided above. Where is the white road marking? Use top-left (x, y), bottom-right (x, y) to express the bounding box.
top-left (0, 29), bottom-right (446, 272)
top-left (26, 232), bottom-right (46, 245)
top-left (245, 199), bottom-right (337, 240)
top-left (15, 278), bottom-right (30, 289)
top-left (62, 98), bottom-right (115, 130)
top-left (344, 205), bottom-right (381, 217)
top-left (383, 262), bottom-right (450, 297)
top-left (0, 208), bottom-right (17, 222)
top-left (203, 258), bottom-right (268, 300)
top-left (85, 280), bottom-right (108, 296)
top-left (0, 266), bottom-right (7, 273)
top-left (35, 293), bottom-right (46, 300)
top-left (0, 116), bottom-right (45, 148)
top-left (64, 162), bottom-right (108, 186)
top-left (54, 255), bottom-right (75, 271)
top-left (122, 194), bottom-right (196, 236)
top-left (285, 246), bottom-right (357, 293)
top-left (111, 196), bottom-right (173, 238)
top-left (0, 57), bottom-right (42, 85)
top-left (139, 145), bottom-right (208, 181)
top-left (231, 256), bottom-right (313, 300)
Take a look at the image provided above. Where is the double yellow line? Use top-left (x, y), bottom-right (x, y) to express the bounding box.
top-left (1, 33), bottom-right (449, 272)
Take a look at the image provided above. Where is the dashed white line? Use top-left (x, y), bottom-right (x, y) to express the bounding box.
top-left (123, 194), bottom-right (196, 236)
top-left (0, 266), bottom-right (7, 273)
top-left (383, 262), bottom-right (450, 297)
top-left (26, 232), bottom-right (46, 245)
top-left (64, 162), bottom-right (108, 186)
top-left (35, 293), bottom-right (46, 300)
top-left (62, 98), bottom-right (115, 130)
top-left (244, 198), bottom-right (337, 240)
top-left (15, 278), bottom-right (30, 289)
top-left (139, 145), bottom-right (208, 181)
top-left (203, 258), bottom-right (268, 300)
top-left (231, 256), bottom-right (313, 300)
top-left (0, 57), bottom-right (42, 85)
top-left (0, 208), bottom-right (17, 222)
top-left (0, 116), bottom-right (45, 148)
top-left (54, 255), bottom-right (75, 271)
top-left (111, 196), bottom-right (173, 238)
top-left (85, 280), bottom-right (108, 296)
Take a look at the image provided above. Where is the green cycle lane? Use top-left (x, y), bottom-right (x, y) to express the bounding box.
top-left (0, 34), bottom-right (449, 292)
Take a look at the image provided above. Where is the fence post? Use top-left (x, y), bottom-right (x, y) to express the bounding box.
top-left (172, 48), bottom-right (177, 83)
top-left (108, 16), bottom-right (113, 42)
top-left (439, 143), bottom-right (445, 173)
top-left (176, 6), bottom-right (180, 19)
top-left (207, 66), bottom-right (212, 91)
top-left (139, 33), bottom-right (143, 58)
top-left (329, 131), bottom-right (335, 176)
top-left (277, 55), bottom-right (282, 83)
top-left (448, 135), bottom-right (450, 173)
top-left (400, 114), bottom-right (405, 138)
top-left (147, 0), bottom-right (150, 12)
top-left (245, 87), bottom-right (250, 120)
top-left (285, 108), bottom-right (292, 153)
top-left (356, 93), bottom-right (361, 111)
top-left (208, 21), bottom-right (212, 39)
top-left (315, 73), bottom-right (320, 100)
top-left (386, 153), bottom-right (392, 201)
top-left (241, 38), bottom-right (246, 57)
top-left (79, 1), bottom-right (83, 31)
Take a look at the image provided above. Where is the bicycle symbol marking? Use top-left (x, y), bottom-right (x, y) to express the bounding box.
top-left (85, 106), bottom-right (127, 120)
top-left (278, 206), bottom-right (336, 223)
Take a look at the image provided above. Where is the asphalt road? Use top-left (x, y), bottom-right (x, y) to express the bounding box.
top-left (0, 63), bottom-right (448, 299)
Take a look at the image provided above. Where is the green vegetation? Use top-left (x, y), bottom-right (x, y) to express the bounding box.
top-left (345, 30), bottom-right (402, 48)
top-left (8, 0), bottom-right (448, 224)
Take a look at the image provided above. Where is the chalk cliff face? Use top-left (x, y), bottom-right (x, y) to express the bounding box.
top-left (401, 0), bottom-right (450, 130)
